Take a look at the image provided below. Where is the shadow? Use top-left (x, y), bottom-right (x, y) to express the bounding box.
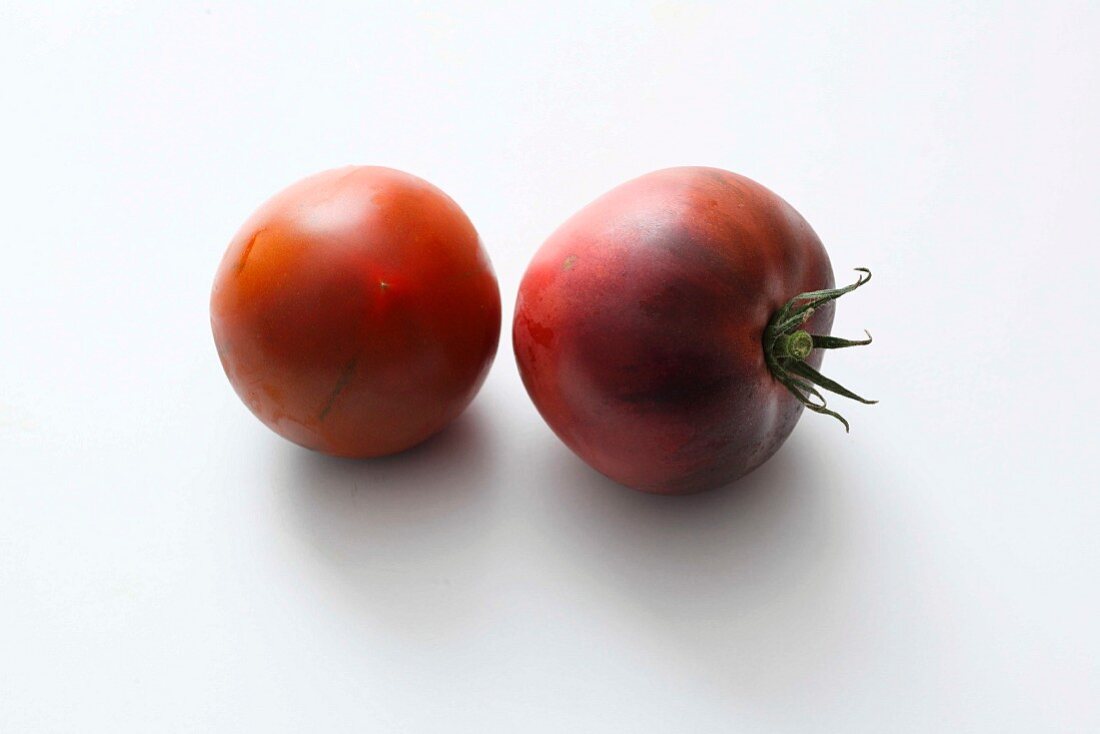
top-left (273, 406), bottom-right (497, 640)
top-left (535, 432), bottom-right (865, 704)
top-left (540, 435), bottom-right (831, 591)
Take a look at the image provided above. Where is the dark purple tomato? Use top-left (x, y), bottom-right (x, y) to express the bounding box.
top-left (513, 167), bottom-right (873, 494)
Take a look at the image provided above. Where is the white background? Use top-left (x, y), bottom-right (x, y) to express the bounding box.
top-left (2, 2), bottom-right (1098, 731)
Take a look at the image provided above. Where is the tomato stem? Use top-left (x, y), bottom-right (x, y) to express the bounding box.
top-left (763, 268), bottom-right (876, 432)
top-left (773, 330), bottom-right (814, 360)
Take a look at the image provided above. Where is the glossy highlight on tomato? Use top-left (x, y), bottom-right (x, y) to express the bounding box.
top-left (211, 166), bottom-right (501, 457)
top-left (513, 166), bottom-right (873, 494)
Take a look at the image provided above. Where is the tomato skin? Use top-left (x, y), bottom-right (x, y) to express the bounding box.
top-left (513, 167), bottom-right (834, 494)
top-left (211, 166), bottom-right (500, 457)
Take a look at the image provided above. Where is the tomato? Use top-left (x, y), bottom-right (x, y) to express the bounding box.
top-left (211, 166), bottom-right (501, 457)
top-left (513, 167), bottom-right (873, 494)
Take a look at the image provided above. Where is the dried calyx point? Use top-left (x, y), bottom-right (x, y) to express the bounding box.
top-left (763, 268), bottom-right (877, 432)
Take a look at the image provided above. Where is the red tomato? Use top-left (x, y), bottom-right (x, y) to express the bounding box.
top-left (513, 167), bottom-right (873, 494)
top-left (211, 166), bottom-right (501, 457)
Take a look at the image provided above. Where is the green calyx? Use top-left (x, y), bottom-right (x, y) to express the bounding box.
top-left (763, 268), bottom-right (877, 432)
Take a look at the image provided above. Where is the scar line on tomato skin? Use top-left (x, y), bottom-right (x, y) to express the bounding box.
top-left (318, 357), bottom-right (358, 421)
top-left (236, 230), bottom-right (263, 274)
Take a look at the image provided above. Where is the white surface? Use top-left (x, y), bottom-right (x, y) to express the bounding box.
top-left (2, 2), bottom-right (1098, 731)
